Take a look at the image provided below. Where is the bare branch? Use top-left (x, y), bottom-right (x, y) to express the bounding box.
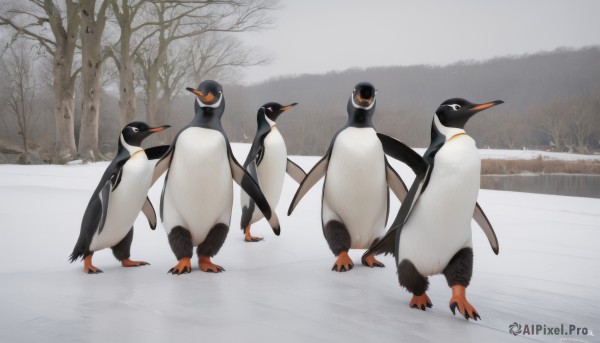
top-left (0, 16), bottom-right (56, 52)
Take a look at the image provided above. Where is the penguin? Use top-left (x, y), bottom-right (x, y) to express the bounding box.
top-left (288, 82), bottom-right (411, 272)
top-left (69, 121), bottom-right (171, 273)
top-left (152, 80), bottom-right (280, 274)
top-left (364, 98), bottom-right (503, 321)
top-left (240, 102), bottom-right (306, 242)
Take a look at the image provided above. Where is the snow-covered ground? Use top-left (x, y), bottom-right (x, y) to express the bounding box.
top-left (477, 149), bottom-right (600, 161)
top-left (409, 148), bottom-right (600, 161)
top-left (0, 144), bottom-right (598, 342)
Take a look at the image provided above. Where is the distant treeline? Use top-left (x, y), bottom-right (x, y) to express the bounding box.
top-left (217, 46), bottom-right (600, 156)
top-left (1, 45), bottom-right (599, 162)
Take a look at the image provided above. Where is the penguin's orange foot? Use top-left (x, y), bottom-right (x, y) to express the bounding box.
top-left (168, 257), bottom-right (192, 275)
top-left (83, 255), bottom-right (103, 274)
top-left (409, 293), bottom-right (433, 311)
top-left (121, 259), bottom-right (150, 267)
top-left (332, 251), bottom-right (354, 272)
top-left (244, 226), bottom-right (263, 242)
top-left (449, 285), bottom-right (480, 321)
top-left (362, 255), bottom-right (385, 268)
top-left (199, 256), bottom-right (225, 273)
top-left (85, 265), bottom-right (103, 274)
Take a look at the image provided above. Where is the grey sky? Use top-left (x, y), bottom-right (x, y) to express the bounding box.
top-left (239, 0), bottom-right (600, 84)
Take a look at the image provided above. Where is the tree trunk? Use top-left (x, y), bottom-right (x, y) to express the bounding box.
top-left (19, 92), bottom-right (29, 155)
top-left (119, 58), bottom-right (136, 124)
top-left (78, 53), bottom-right (102, 162)
top-left (111, 0), bottom-right (142, 126)
top-left (78, 0), bottom-right (108, 162)
top-left (143, 43), bottom-right (167, 128)
top-left (146, 71), bottom-right (159, 126)
top-left (53, 51), bottom-right (77, 162)
top-left (46, 0), bottom-right (80, 163)
top-left (140, 3), bottom-right (169, 128)
top-left (156, 93), bottom-right (172, 144)
top-left (550, 126), bottom-right (562, 151)
top-left (118, 29), bottom-right (136, 125)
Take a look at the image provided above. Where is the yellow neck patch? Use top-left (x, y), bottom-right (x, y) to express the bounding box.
top-left (448, 133), bottom-right (466, 141)
top-left (131, 150), bottom-right (145, 159)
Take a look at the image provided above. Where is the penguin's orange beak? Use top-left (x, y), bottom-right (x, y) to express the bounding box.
top-left (186, 87), bottom-right (217, 104)
top-left (356, 93), bottom-right (374, 106)
top-left (279, 103), bottom-right (298, 111)
top-left (470, 100), bottom-right (504, 112)
top-left (148, 125), bottom-right (171, 133)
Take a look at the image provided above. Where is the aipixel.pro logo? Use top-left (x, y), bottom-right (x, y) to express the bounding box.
top-left (508, 322), bottom-right (593, 337)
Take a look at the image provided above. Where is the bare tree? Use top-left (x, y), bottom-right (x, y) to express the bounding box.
top-left (78, 0), bottom-right (110, 161)
top-left (108, 0), bottom-right (155, 124)
top-left (188, 32), bottom-right (269, 84)
top-left (153, 32), bottom-right (269, 136)
top-left (156, 46), bottom-right (188, 142)
top-left (568, 97), bottom-right (599, 153)
top-left (134, 0), bottom-right (278, 125)
top-left (532, 100), bottom-right (569, 151)
top-left (473, 111), bottom-right (527, 149)
top-left (0, 44), bottom-right (38, 163)
top-left (1, 0), bottom-right (81, 162)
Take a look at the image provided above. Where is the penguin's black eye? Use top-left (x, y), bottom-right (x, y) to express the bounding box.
top-left (132, 127), bottom-right (139, 133)
top-left (444, 104), bottom-right (461, 111)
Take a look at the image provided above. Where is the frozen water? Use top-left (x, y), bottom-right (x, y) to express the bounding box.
top-left (0, 144), bottom-right (598, 342)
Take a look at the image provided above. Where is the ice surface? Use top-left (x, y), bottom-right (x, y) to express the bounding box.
top-left (0, 144), bottom-right (598, 342)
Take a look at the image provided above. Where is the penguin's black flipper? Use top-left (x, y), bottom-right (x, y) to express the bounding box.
top-left (363, 223), bottom-right (397, 258)
top-left (144, 145), bottom-right (170, 160)
top-left (112, 168), bottom-right (124, 191)
top-left (288, 155), bottom-right (329, 215)
top-left (377, 133), bottom-right (428, 179)
top-left (286, 158), bottom-right (306, 184)
top-left (363, 166), bottom-right (431, 262)
top-left (228, 147), bottom-right (280, 235)
top-left (141, 197), bottom-right (157, 230)
top-left (97, 179), bottom-right (112, 235)
top-left (240, 160), bottom-right (258, 231)
top-left (70, 193), bottom-right (103, 263)
top-left (384, 158), bottom-right (408, 226)
top-left (244, 142), bottom-right (265, 169)
top-left (243, 124), bottom-right (270, 168)
top-left (362, 181), bottom-right (422, 260)
top-left (385, 158), bottom-right (408, 200)
top-left (239, 121), bottom-right (269, 232)
top-left (392, 166), bottom-right (431, 230)
top-left (473, 203), bottom-right (500, 254)
top-left (152, 145), bottom-right (174, 185)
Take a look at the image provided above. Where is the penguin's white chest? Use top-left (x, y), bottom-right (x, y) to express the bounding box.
top-left (163, 127), bottom-right (233, 245)
top-left (323, 127), bottom-right (387, 248)
top-left (249, 128), bottom-right (287, 222)
top-left (398, 135), bottom-right (480, 275)
top-left (90, 152), bottom-right (152, 251)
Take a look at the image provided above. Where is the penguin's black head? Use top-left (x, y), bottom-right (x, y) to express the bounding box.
top-left (435, 98), bottom-right (504, 129)
top-left (351, 82), bottom-right (377, 110)
top-left (346, 82), bottom-right (377, 127)
top-left (262, 102), bottom-right (298, 122)
top-left (120, 121), bottom-right (170, 147)
top-left (186, 80), bottom-right (223, 108)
